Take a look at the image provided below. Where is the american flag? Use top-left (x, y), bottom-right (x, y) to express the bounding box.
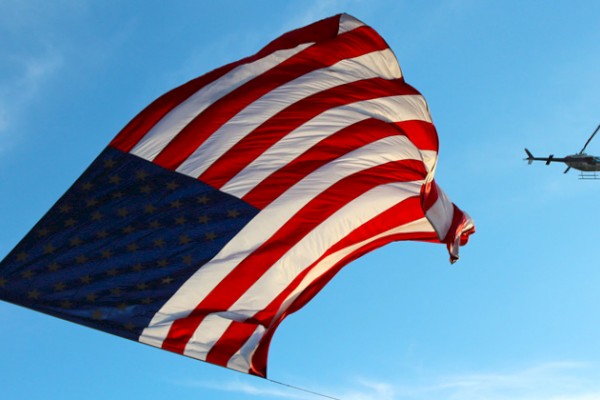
top-left (0, 14), bottom-right (474, 377)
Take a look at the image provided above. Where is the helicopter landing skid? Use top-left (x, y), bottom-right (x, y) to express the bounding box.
top-left (579, 171), bottom-right (599, 180)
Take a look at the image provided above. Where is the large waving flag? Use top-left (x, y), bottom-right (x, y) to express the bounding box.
top-left (0, 14), bottom-right (474, 377)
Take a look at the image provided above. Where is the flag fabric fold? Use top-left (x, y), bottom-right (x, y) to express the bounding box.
top-left (0, 13), bottom-right (474, 377)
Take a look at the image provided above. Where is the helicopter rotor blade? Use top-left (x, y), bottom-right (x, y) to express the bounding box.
top-left (579, 123), bottom-right (600, 154)
top-left (564, 166), bottom-right (571, 174)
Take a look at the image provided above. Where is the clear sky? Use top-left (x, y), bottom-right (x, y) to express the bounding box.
top-left (1, 1), bottom-right (600, 399)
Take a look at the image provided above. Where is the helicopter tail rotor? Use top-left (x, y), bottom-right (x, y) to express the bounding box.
top-left (524, 148), bottom-right (534, 164)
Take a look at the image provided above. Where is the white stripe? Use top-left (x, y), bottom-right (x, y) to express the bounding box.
top-left (137, 321), bottom-right (172, 349)
top-left (225, 218), bottom-right (434, 373)
top-left (129, 42), bottom-right (313, 161)
top-left (221, 95), bottom-right (431, 198)
top-left (219, 181), bottom-right (424, 318)
top-left (183, 181), bottom-right (424, 364)
top-left (270, 217), bottom-right (435, 324)
top-left (138, 135), bottom-right (424, 346)
top-left (338, 14), bottom-right (365, 34)
top-left (425, 185), bottom-right (454, 240)
top-left (424, 184), bottom-right (475, 262)
top-left (176, 313), bottom-right (232, 361)
top-left (226, 325), bottom-right (265, 373)
top-left (175, 49), bottom-right (402, 178)
top-left (420, 150), bottom-right (438, 177)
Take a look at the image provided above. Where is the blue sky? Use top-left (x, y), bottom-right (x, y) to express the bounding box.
top-left (1, 1), bottom-right (600, 399)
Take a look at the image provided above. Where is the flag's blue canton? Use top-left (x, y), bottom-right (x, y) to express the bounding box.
top-left (0, 146), bottom-right (259, 340)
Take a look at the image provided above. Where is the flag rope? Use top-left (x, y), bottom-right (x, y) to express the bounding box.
top-left (267, 378), bottom-right (343, 400)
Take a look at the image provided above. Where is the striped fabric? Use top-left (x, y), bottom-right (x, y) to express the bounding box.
top-left (0, 13), bottom-right (474, 377)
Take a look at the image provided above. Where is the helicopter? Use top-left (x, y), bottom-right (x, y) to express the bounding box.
top-left (524, 124), bottom-right (600, 179)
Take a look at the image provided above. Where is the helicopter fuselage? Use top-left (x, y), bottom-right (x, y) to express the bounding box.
top-left (564, 153), bottom-right (600, 172)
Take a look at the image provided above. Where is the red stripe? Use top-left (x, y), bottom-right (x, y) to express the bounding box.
top-left (255, 14), bottom-right (341, 59)
top-left (109, 14), bottom-right (343, 153)
top-left (252, 230), bottom-right (442, 376)
top-left (392, 119), bottom-right (438, 152)
top-left (109, 65), bottom-right (240, 153)
top-left (199, 77), bottom-right (417, 189)
top-left (251, 231), bottom-right (443, 376)
top-left (161, 159), bottom-right (427, 355)
top-left (151, 26), bottom-right (391, 171)
top-left (242, 119), bottom-right (427, 209)
top-left (445, 205), bottom-right (475, 253)
top-left (246, 196), bottom-right (440, 375)
top-left (205, 321), bottom-right (259, 369)
top-left (421, 179), bottom-right (440, 211)
top-left (205, 195), bottom-right (429, 373)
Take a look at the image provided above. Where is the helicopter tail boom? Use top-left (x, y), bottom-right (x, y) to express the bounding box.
top-left (524, 149), bottom-right (569, 165)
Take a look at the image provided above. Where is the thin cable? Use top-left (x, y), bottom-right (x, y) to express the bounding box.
top-left (267, 378), bottom-right (343, 400)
